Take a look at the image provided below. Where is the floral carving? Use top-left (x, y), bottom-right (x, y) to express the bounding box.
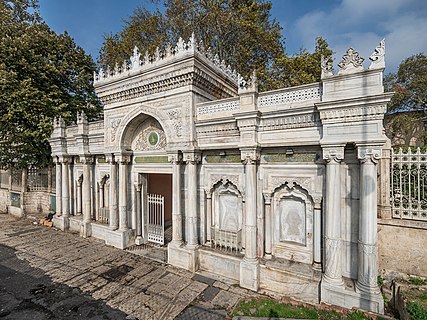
top-left (132, 119), bottom-right (166, 151)
top-left (110, 119), bottom-right (121, 142)
top-left (338, 48), bottom-right (365, 74)
top-left (166, 108), bottom-right (183, 137)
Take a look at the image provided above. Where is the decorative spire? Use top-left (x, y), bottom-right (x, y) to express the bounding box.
top-left (238, 70), bottom-right (258, 94)
top-left (369, 39), bottom-right (385, 69)
top-left (130, 46), bottom-right (140, 70)
top-left (338, 47), bottom-right (365, 75)
top-left (321, 55), bottom-right (334, 78)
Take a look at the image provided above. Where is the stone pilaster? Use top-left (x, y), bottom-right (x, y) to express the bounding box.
top-left (117, 155), bottom-right (130, 231)
top-left (206, 192), bottom-right (212, 244)
top-left (106, 155), bottom-right (119, 230)
top-left (55, 158), bottom-right (62, 217)
top-left (240, 148), bottom-right (260, 291)
top-left (184, 152), bottom-right (201, 248)
top-left (76, 175), bottom-right (82, 215)
top-left (169, 153), bottom-right (183, 245)
top-left (61, 157), bottom-right (70, 218)
top-left (313, 197), bottom-right (322, 269)
top-left (81, 156), bottom-right (93, 238)
top-left (322, 146), bottom-right (344, 287)
top-left (135, 183), bottom-right (143, 245)
top-left (263, 193), bottom-right (272, 259)
top-left (356, 146), bottom-right (381, 294)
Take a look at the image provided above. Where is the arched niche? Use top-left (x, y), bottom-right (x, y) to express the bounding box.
top-left (115, 106), bottom-right (171, 151)
top-left (130, 117), bottom-right (167, 152)
top-left (209, 179), bottom-right (244, 252)
top-left (271, 182), bottom-right (314, 264)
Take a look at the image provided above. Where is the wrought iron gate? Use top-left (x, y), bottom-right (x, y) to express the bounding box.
top-left (147, 193), bottom-right (165, 245)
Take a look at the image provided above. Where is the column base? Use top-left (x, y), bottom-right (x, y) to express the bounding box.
top-left (168, 243), bottom-right (199, 272)
top-left (312, 262), bottom-right (322, 271)
top-left (52, 215), bottom-right (70, 231)
top-left (80, 221), bottom-right (92, 238)
top-left (240, 258), bottom-right (259, 291)
top-left (321, 279), bottom-right (384, 314)
top-left (104, 228), bottom-right (133, 249)
top-left (135, 236), bottom-right (144, 246)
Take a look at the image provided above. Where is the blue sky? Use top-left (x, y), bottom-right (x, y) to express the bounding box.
top-left (38, 0), bottom-right (427, 73)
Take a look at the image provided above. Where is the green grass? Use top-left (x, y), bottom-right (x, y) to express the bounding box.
top-left (409, 277), bottom-right (427, 286)
top-left (232, 298), bottom-right (368, 319)
top-left (407, 301), bottom-right (427, 320)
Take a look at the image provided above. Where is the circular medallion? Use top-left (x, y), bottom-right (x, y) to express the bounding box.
top-left (147, 131), bottom-right (159, 146)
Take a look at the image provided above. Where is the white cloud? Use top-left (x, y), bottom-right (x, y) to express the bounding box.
top-left (292, 0), bottom-right (427, 72)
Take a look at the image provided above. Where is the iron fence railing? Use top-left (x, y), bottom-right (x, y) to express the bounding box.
top-left (391, 147), bottom-right (427, 221)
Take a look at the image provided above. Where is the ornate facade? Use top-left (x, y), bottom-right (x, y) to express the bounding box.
top-left (49, 36), bottom-right (392, 313)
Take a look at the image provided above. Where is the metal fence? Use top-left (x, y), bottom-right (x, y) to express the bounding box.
top-left (391, 147), bottom-right (427, 221)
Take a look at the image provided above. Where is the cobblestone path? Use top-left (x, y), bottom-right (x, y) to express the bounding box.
top-left (0, 214), bottom-right (260, 319)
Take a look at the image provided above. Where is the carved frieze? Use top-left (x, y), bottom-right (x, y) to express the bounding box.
top-left (319, 104), bottom-right (387, 123)
top-left (260, 113), bottom-right (320, 131)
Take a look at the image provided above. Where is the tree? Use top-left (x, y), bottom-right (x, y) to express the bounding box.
top-left (0, 0), bottom-right (102, 169)
top-left (265, 37), bottom-right (333, 89)
top-left (385, 53), bottom-right (427, 113)
top-left (384, 53), bottom-right (427, 146)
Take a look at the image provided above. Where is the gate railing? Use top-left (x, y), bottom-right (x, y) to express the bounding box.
top-left (147, 193), bottom-right (165, 245)
top-left (98, 207), bottom-right (110, 224)
top-left (391, 147), bottom-right (427, 221)
top-left (211, 227), bottom-right (242, 253)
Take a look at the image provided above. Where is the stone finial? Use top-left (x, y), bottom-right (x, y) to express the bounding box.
top-left (238, 70), bottom-right (258, 94)
top-left (53, 116), bottom-right (65, 128)
top-left (77, 111), bottom-right (88, 124)
top-left (130, 46), bottom-right (140, 69)
top-left (176, 37), bottom-right (185, 53)
top-left (321, 55), bottom-right (334, 78)
top-left (338, 48), bottom-right (365, 75)
top-left (114, 63), bottom-right (120, 75)
top-left (369, 39), bottom-right (385, 69)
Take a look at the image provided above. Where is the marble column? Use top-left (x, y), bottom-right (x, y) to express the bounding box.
top-left (263, 194), bottom-right (272, 258)
top-left (170, 154), bottom-right (183, 245)
top-left (322, 147), bottom-right (344, 286)
top-left (99, 182), bottom-right (104, 208)
top-left (55, 158), bottom-right (62, 216)
top-left (186, 153), bottom-right (199, 248)
top-left (206, 192), bottom-right (212, 244)
top-left (61, 158), bottom-right (70, 218)
top-left (313, 197), bottom-right (322, 268)
top-left (356, 146), bottom-right (381, 293)
top-left (108, 156), bottom-right (119, 230)
top-left (81, 156), bottom-right (92, 237)
top-left (118, 156), bottom-right (129, 231)
top-left (135, 183), bottom-right (143, 245)
top-left (244, 158), bottom-right (258, 261)
top-left (76, 175), bottom-right (82, 215)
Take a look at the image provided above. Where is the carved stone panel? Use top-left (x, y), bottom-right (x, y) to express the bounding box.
top-left (131, 119), bottom-right (166, 151)
top-left (279, 196), bottom-right (306, 245)
top-left (218, 193), bottom-right (242, 232)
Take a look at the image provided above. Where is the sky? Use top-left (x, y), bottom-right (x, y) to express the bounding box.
top-left (38, 0), bottom-right (427, 74)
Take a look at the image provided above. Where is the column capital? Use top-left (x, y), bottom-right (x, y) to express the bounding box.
top-left (80, 156), bottom-right (93, 165)
top-left (357, 145), bottom-right (381, 164)
top-left (115, 154), bottom-right (131, 164)
top-left (263, 193), bottom-right (272, 204)
top-left (313, 196), bottom-right (322, 209)
top-left (183, 151), bottom-right (201, 164)
top-left (58, 155), bottom-right (71, 163)
top-left (135, 183), bottom-right (142, 192)
top-left (240, 147), bottom-right (260, 164)
top-left (168, 152), bottom-right (183, 164)
top-left (322, 146), bottom-right (344, 163)
top-left (105, 154), bottom-right (115, 164)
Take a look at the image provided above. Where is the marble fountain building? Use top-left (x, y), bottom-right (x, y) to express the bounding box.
top-left (49, 36), bottom-right (391, 313)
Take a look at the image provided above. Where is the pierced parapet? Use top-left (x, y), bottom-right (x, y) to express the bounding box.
top-left (369, 39), bottom-right (385, 69)
top-left (93, 32), bottom-right (239, 85)
top-left (238, 70), bottom-right (258, 94)
top-left (338, 48), bottom-right (365, 75)
top-left (321, 55), bottom-right (334, 79)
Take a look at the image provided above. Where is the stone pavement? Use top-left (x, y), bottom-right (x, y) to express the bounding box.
top-left (0, 214), bottom-right (261, 319)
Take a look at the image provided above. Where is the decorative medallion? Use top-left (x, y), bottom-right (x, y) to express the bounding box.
top-left (147, 131), bottom-right (159, 146)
